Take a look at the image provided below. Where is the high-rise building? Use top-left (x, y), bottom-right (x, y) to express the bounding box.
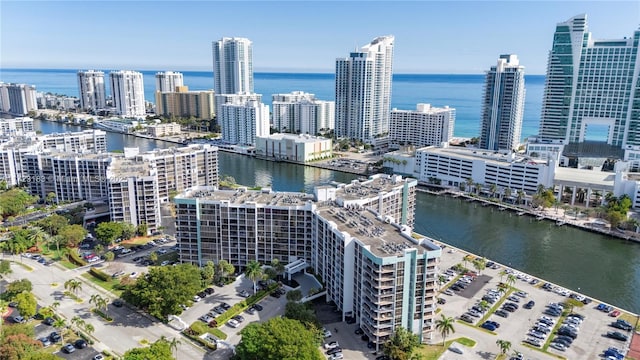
top-left (77, 70), bottom-right (107, 111)
top-left (0, 83), bottom-right (37, 116)
top-left (218, 95), bottom-right (269, 146)
top-left (109, 71), bottom-right (145, 117)
top-left (212, 37), bottom-right (253, 95)
top-left (155, 86), bottom-right (215, 120)
top-left (155, 71), bottom-right (184, 93)
top-left (335, 36), bottom-right (394, 143)
top-left (272, 91), bottom-right (335, 135)
top-left (174, 174), bottom-right (438, 347)
top-left (390, 104), bottom-right (456, 149)
top-left (539, 14), bottom-right (640, 150)
top-left (480, 55), bottom-right (525, 151)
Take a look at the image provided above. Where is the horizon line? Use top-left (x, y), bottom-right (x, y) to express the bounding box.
top-left (0, 66), bottom-right (547, 77)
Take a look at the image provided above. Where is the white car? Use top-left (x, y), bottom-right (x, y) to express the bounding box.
top-left (129, 272), bottom-right (139, 278)
top-left (193, 295), bottom-right (201, 302)
top-left (324, 341), bottom-right (339, 350)
top-left (322, 328), bottom-right (332, 338)
top-left (329, 353), bottom-right (344, 360)
top-left (227, 319), bottom-right (239, 328)
top-left (443, 289), bottom-right (454, 296)
top-left (449, 345), bottom-right (464, 354)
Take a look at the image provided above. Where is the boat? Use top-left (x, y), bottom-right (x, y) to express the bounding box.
top-left (517, 211), bottom-right (525, 216)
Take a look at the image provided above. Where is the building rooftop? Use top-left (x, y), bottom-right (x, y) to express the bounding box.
top-left (316, 204), bottom-right (438, 257)
top-left (109, 157), bottom-right (152, 178)
top-left (259, 133), bottom-right (330, 143)
top-left (178, 187), bottom-right (315, 207)
top-left (554, 167), bottom-right (615, 189)
top-left (334, 174), bottom-right (415, 201)
top-left (418, 145), bottom-right (544, 166)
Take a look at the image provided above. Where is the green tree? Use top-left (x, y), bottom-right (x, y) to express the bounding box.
top-left (64, 279), bottom-right (82, 295)
top-left (264, 267), bottom-right (277, 281)
top-left (201, 261), bottom-right (215, 284)
top-left (234, 317), bottom-right (323, 360)
top-left (286, 289), bottom-right (303, 302)
top-left (472, 257), bottom-right (486, 275)
top-left (6, 279), bottom-right (33, 299)
top-left (122, 264), bottom-right (203, 319)
top-left (0, 333), bottom-right (44, 360)
top-left (45, 192), bottom-right (57, 205)
top-left (95, 222), bottom-right (123, 246)
top-left (383, 327), bottom-right (419, 360)
top-left (435, 314), bottom-right (455, 348)
top-left (284, 301), bottom-right (320, 328)
top-left (27, 227), bottom-right (48, 252)
top-left (58, 224), bottom-right (87, 248)
top-left (123, 337), bottom-right (174, 360)
top-left (14, 291), bottom-right (37, 318)
top-left (84, 323), bottom-right (95, 336)
top-left (0, 260), bottom-right (11, 277)
top-left (103, 251), bottom-right (115, 262)
top-left (496, 339), bottom-right (511, 355)
top-left (53, 318), bottom-right (66, 343)
top-left (245, 260), bottom-right (263, 294)
top-left (90, 294), bottom-right (108, 314)
top-left (137, 223), bottom-right (148, 236)
top-left (35, 214), bottom-right (69, 236)
top-left (94, 244), bottom-right (104, 255)
top-left (120, 222), bottom-right (136, 240)
top-left (149, 252), bottom-right (158, 264)
top-left (506, 274), bottom-right (517, 288)
top-left (498, 269), bottom-right (507, 282)
top-left (271, 258), bottom-right (285, 281)
top-left (216, 260), bottom-right (235, 281)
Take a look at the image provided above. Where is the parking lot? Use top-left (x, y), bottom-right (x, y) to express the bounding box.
top-left (435, 244), bottom-right (637, 360)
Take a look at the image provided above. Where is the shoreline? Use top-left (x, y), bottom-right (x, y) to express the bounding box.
top-left (416, 185), bottom-right (640, 244)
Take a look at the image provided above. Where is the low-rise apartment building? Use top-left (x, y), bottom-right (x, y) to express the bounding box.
top-left (255, 133), bottom-right (332, 163)
top-left (389, 104), bottom-right (455, 149)
top-left (146, 122), bottom-right (181, 137)
top-left (39, 129), bottom-right (107, 153)
top-left (0, 117), bottom-right (35, 136)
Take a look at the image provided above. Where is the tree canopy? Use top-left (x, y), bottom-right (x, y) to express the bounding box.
top-left (5, 279), bottom-right (33, 299)
top-left (123, 338), bottom-right (174, 360)
top-left (0, 188), bottom-right (37, 217)
top-left (95, 221), bottom-right (123, 245)
top-left (234, 317), bottom-right (323, 360)
top-left (383, 327), bottom-right (419, 360)
top-left (14, 291), bottom-right (37, 318)
top-left (58, 224), bottom-right (86, 247)
top-left (122, 264), bottom-right (203, 319)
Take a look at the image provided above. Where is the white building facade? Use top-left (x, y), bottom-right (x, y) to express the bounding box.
top-left (255, 133), bottom-right (332, 163)
top-left (335, 36), bottom-right (394, 143)
top-left (271, 91), bottom-right (335, 135)
top-left (155, 71), bottom-right (184, 93)
top-left (217, 94), bottom-right (268, 146)
top-left (109, 70), bottom-right (146, 117)
top-left (480, 54), bottom-right (525, 151)
top-left (212, 37), bottom-right (253, 95)
top-left (0, 83), bottom-right (37, 116)
top-left (389, 104), bottom-right (455, 149)
top-left (77, 70), bottom-right (107, 111)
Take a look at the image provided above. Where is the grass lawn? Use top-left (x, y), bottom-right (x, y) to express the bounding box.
top-left (58, 259), bottom-right (78, 270)
top-left (122, 236), bottom-right (153, 246)
top-left (155, 252), bottom-right (179, 264)
top-left (9, 260), bottom-right (33, 271)
top-left (618, 312), bottom-right (639, 330)
top-left (412, 337), bottom-right (475, 360)
top-left (81, 272), bottom-right (123, 297)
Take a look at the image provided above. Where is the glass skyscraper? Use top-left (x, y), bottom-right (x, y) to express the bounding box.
top-left (539, 14), bottom-right (640, 150)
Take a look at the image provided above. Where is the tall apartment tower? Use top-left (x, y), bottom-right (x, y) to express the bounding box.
top-left (479, 54), bottom-right (525, 151)
top-left (539, 14), bottom-right (640, 149)
top-left (0, 83), bottom-right (37, 116)
top-left (155, 71), bottom-right (184, 93)
top-left (335, 36), bottom-right (394, 143)
top-left (272, 91), bottom-right (335, 135)
top-left (77, 70), bottom-right (107, 111)
top-left (109, 70), bottom-right (146, 117)
top-left (212, 37), bottom-right (253, 94)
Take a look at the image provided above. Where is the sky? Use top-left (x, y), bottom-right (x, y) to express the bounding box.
top-left (1, 1), bottom-right (639, 74)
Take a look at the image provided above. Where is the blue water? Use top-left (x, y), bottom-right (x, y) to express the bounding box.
top-left (0, 68), bottom-right (545, 140)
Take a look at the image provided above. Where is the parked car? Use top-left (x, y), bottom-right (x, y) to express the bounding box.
top-left (238, 290), bottom-right (250, 298)
top-left (112, 299), bottom-right (124, 307)
top-left (481, 322), bottom-right (497, 331)
top-left (74, 339), bottom-right (88, 349)
top-left (39, 337), bottom-right (51, 347)
top-left (494, 310), bottom-right (509, 318)
top-left (12, 316), bottom-right (25, 324)
top-left (326, 347), bottom-right (342, 355)
top-left (606, 331), bottom-right (629, 341)
top-left (549, 342), bottom-right (567, 351)
top-left (227, 319), bottom-right (240, 328)
top-left (49, 332), bottom-right (61, 343)
top-left (611, 320), bottom-right (633, 331)
top-left (43, 317), bottom-right (54, 325)
top-left (609, 310), bottom-right (621, 317)
top-left (253, 303), bottom-right (264, 311)
top-left (324, 341), bottom-right (339, 350)
top-left (63, 343), bottom-right (76, 353)
top-left (192, 295), bottom-right (201, 302)
top-left (323, 328), bottom-right (332, 338)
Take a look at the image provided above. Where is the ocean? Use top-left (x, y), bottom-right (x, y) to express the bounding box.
top-left (0, 68), bottom-right (545, 140)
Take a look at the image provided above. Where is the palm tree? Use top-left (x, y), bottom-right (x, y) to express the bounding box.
top-left (465, 178), bottom-right (474, 195)
top-left (573, 206), bottom-right (580, 220)
top-left (53, 318), bottom-right (66, 342)
top-left (51, 301), bottom-right (60, 311)
top-left (498, 269), bottom-right (507, 283)
top-left (71, 316), bottom-right (85, 335)
top-left (435, 314), bottom-right (455, 348)
top-left (504, 188), bottom-right (512, 202)
top-left (64, 279), bottom-right (82, 295)
top-left (169, 337), bottom-right (181, 359)
top-left (506, 274), bottom-right (517, 289)
top-left (516, 190), bottom-right (525, 206)
top-left (474, 183), bottom-right (482, 196)
top-left (84, 323), bottom-right (95, 336)
top-left (478, 300), bottom-right (490, 313)
top-left (90, 294), bottom-right (108, 314)
top-left (28, 226), bottom-right (48, 252)
top-left (496, 339), bottom-right (511, 355)
top-left (271, 258), bottom-right (285, 281)
top-left (490, 184), bottom-right (498, 199)
top-left (245, 260), bottom-right (264, 294)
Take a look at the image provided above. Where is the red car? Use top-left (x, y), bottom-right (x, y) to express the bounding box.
top-left (609, 310), bottom-right (621, 317)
